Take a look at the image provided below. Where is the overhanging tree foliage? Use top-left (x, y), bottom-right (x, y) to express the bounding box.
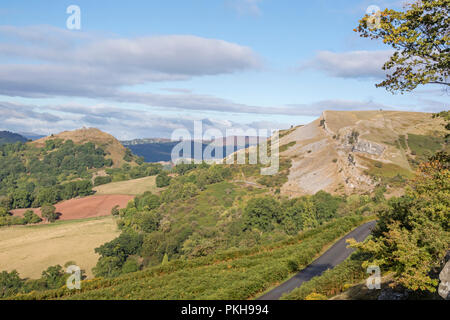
top-left (356, 0), bottom-right (449, 93)
top-left (349, 154), bottom-right (450, 292)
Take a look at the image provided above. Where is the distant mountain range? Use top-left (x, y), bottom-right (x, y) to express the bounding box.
top-left (123, 137), bottom-right (260, 163)
top-left (0, 131), bottom-right (28, 145)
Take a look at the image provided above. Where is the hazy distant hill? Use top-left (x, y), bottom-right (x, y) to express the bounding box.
top-left (19, 132), bottom-right (46, 141)
top-left (0, 131), bottom-right (28, 145)
top-left (124, 137), bottom-right (259, 163)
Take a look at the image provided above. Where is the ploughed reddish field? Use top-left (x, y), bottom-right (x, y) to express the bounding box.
top-left (11, 195), bottom-right (134, 221)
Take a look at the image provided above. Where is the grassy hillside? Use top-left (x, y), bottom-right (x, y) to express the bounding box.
top-left (0, 216), bottom-right (119, 279)
top-left (93, 176), bottom-right (159, 195)
top-left (278, 111), bottom-right (447, 196)
top-left (15, 216), bottom-right (367, 300)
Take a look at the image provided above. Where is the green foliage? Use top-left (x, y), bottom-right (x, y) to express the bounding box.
top-left (161, 253), bottom-right (169, 266)
top-left (173, 162), bottom-right (200, 176)
top-left (350, 154), bottom-right (450, 292)
top-left (243, 197), bottom-right (281, 232)
top-left (0, 270), bottom-right (24, 298)
top-left (0, 140), bottom-right (112, 209)
top-left (41, 205), bottom-right (59, 223)
top-left (23, 210), bottom-right (42, 224)
top-left (111, 205), bottom-right (120, 216)
top-left (282, 252), bottom-right (368, 300)
top-left (398, 135), bottom-right (408, 149)
top-left (93, 232), bottom-right (144, 278)
top-left (121, 257), bottom-right (141, 274)
top-left (123, 148), bottom-right (134, 162)
top-left (106, 163), bottom-right (163, 182)
top-left (279, 141), bottom-right (296, 153)
top-left (94, 176), bottom-right (112, 186)
top-left (257, 158), bottom-right (292, 188)
top-left (156, 172), bottom-right (171, 188)
top-left (0, 263), bottom-right (88, 298)
top-left (161, 181), bottom-right (199, 203)
top-left (407, 133), bottom-right (444, 163)
top-left (133, 192), bottom-right (160, 211)
top-left (372, 185), bottom-right (386, 203)
top-left (40, 265), bottom-right (67, 290)
top-left (356, 0), bottom-right (449, 93)
top-left (312, 191), bottom-right (343, 221)
top-left (92, 256), bottom-right (123, 279)
top-left (17, 216), bottom-right (367, 300)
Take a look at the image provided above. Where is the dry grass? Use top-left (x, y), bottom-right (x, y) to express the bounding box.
top-left (278, 111), bottom-right (446, 196)
top-left (93, 176), bottom-right (159, 195)
top-left (0, 216), bottom-right (120, 279)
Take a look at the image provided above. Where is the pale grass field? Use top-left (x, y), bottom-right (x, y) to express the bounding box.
top-left (93, 175), bottom-right (158, 195)
top-left (0, 216), bottom-right (120, 279)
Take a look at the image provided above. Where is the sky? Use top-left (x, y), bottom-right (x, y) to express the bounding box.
top-left (0, 0), bottom-right (448, 140)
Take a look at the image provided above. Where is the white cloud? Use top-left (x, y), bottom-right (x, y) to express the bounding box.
top-left (287, 99), bottom-right (395, 116)
top-left (0, 25), bottom-right (261, 99)
top-left (1, 97), bottom-right (444, 139)
top-left (0, 101), bottom-right (286, 140)
top-left (301, 50), bottom-right (394, 79)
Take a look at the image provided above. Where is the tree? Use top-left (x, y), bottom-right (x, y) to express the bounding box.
top-left (23, 210), bottom-right (42, 224)
top-left (312, 191), bottom-right (343, 221)
top-left (349, 154), bottom-right (450, 292)
top-left (356, 0), bottom-right (449, 93)
top-left (41, 205), bottom-right (59, 223)
top-left (40, 265), bottom-right (67, 289)
top-left (300, 198), bottom-right (319, 230)
top-left (156, 172), bottom-right (171, 188)
top-left (243, 197), bottom-right (281, 232)
top-left (94, 175), bottom-right (112, 186)
top-left (0, 270), bottom-right (24, 298)
top-left (0, 207), bottom-right (10, 217)
top-left (121, 257), bottom-right (140, 274)
top-left (111, 205), bottom-right (120, 216)
top-left (92, 256), bottom-right (123, 278)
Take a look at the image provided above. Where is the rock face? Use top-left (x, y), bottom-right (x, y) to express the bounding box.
top-left (377, 288), bottom-right (409, 300)
top-left (277, 110), bottom-right (447, 196)
top-left (438, 261), bottom-right (450, 300)
top-left (352, 139), bottom-right (385, 156)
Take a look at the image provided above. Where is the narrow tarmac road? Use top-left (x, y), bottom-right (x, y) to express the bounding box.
top-left (257, 220), bottom-right (377, 300)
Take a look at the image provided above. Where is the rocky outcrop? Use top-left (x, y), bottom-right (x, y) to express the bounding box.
top-left (377, 288), bottom-right (409, 300)
top-left (438, 260), bottom-right (450, 300)
top-left (352, 139), bottom-right (385, 156)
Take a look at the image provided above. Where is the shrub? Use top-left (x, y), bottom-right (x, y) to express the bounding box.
top-left (23, 210), bottom-right (42, 224)
top-left (156, 172), bottom-right (171, 188)
top-left (41, 205), bottom-right (59, 223)
top-left (94, 176), bottom-right (112, 186)
top-left (242, 197), bottom-right (281, 232)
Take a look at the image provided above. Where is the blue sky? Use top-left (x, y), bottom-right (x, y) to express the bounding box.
top-left (0, 0), bottom-right (448, 139)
